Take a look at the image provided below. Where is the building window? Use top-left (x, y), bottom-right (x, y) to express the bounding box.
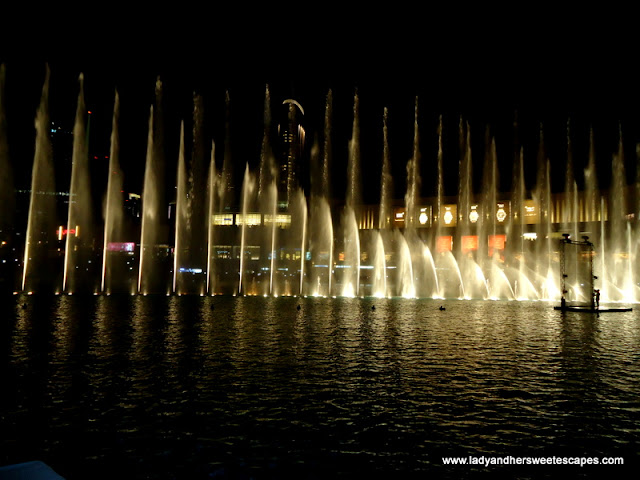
top-left (235, 213), bottom-right (261, 226)
top-left (213, 214), bottom-right (234, 226)
top-left (264, 214), bottom-right (291, 228)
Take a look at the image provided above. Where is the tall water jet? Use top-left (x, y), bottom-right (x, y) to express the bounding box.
top-left (308, 138), bottom-right (323, 294)
top-left (325, 119), bottom-right (335, 297)
top-left (533, 125), bottom-right (555, 298)
top-left (206, 141), bottom-right (217, 295)
top-left (299, 193), bottom-right (308, 296)
top-left (340, 207), bottom-right (359, 295)
top-left (188, 94), bottom-right (209, 294)
top-left (456, 120), bottom-right (477, 296)
top-left (379, 107), bottom-right (392, 230)
top-left (238, 164), bottom-right (256, 295)
top-left (372, 107), bottom-right (392, 297)
top-left (608, 126), bottom-right (632, 300)
top-left (22, 66), bottom-right (55, 293)
top-left (341, 91), bottom-right (361, 296)
top-left (562, 120), bottom-right (578, 234)
top-left (255, 85), bottom-right (279, 295)
top-left (138, 79), bottom-right (166, 294)
top-left (541, 157), bottom-right (559, 300)
top-left (208, 92), bottom-right (232, 294)
top-left (404, 97), bottom-right (429, 297)
top-left (433, 115), bottom-right (448, 297)
top-left (505, 113), bottom-right (523, 292)
top-left (480, 135), bottom-right (509, 298)
top-left (430, 115), bottom-right (444, 297)
top-left (310, 197), bottom-right (333, 296)
top-left (219, 91), bottom-right (234, 211)
top-left (507, 147), bottom-right (529, 298)
top-left (322, 91), bottom-right (333, 200)
top-left (172, 95), bottom-right (208, 295)
top-left (346, 91), bottom-right (362, 212)
top-left (371, 231), bottom-right (387, 297)
top-left (289, 188), bottom-right (308, 296)
top-left (101, 91), bottom-right (124, 294)
top-left (561, 120), bottom-right (581, 300)
top-left (584, 128), bottom-right (599, 223)
top-left (268, 181), bottom-right (278, 295)
top-left (423, 245), bottom-right (440, 298)
top-left (488, 261), bottom-right (515, 299)
top-left (309, 90), bottom-right (334, 296)
top-left (585, 128), bottom-right (608, 300)
top-left (395, 230), bottom-right (416, 298)
top-left (138, 105), bottom-right (155, 294)
top-left (436, 115), bottom-right (444, 237)
top-left (63, 74), bottom-right (91, 293)
top-left (461, 257), bottom-right (489, 299)
top-left (625, 221), bottom-right (637, 301)
top-left (457, 118), bottom-right (472, 240)
top-left (439, 250), bottom-right (465, 298)
top-left (9, 71), bottom-right (640, 301)
top-left (404, 97), bottom-right (421, 231)
top-left (173, 122), bottom-right (187, 294)
top-left (478, 131), bottom-right (498, 262)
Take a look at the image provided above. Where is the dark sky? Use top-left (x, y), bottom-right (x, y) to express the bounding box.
top-left (2, 15), bottom-right (639, 206)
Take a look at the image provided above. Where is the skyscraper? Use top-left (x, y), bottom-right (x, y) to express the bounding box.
top-left (277, 99), bottom-right (305, 206)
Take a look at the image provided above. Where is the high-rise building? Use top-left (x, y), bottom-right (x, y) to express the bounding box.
top-left (277, 99), bottom-right (305, 206)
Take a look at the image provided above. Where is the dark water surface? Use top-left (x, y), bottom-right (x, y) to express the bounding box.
top-left (1, 295), bottom-right (638, 479)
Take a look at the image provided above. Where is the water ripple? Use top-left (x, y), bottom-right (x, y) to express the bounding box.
top-left (1, 296), bottom-right (639, 478)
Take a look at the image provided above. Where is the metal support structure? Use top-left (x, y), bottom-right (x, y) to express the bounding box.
top-left (559, 233), bottom-right (595, 309)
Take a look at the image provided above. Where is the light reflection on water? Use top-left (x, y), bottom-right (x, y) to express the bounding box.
top-left (1, 295), bottom-right (639, 478)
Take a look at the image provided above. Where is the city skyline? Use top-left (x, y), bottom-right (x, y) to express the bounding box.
top-left (2, 38), bottom-right (640, 207)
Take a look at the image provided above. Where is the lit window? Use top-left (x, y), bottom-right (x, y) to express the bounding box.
top-left (264, 214), bottom-right (291, 228)
top-left (213, 214), bottom-right (233, 226)
top-left (235, 213), bottom-right (261, 226)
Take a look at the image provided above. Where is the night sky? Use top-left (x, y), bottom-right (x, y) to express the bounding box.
top-left (2, 15), bottom-right (639, 208)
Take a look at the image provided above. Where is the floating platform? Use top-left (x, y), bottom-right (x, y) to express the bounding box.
top-left (554, 305), bottom-right (633, 313)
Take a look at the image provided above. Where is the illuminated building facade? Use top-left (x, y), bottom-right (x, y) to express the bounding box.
top-left (277, 99), bottom-right (306, 206)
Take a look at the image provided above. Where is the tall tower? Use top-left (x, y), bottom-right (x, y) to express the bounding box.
top-left (277, 99), bottom-right (305, 207)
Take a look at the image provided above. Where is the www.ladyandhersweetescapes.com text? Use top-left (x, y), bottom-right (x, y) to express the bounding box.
top-left (442, 455), bottom-right (624, 467)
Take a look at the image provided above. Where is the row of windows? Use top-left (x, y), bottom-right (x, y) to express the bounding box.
top-left (212, 213), bottom-right (292, 227)
top-left (213, 245), bottom-right (303, 261)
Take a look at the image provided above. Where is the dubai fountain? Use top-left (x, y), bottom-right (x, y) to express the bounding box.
top-left (3, 68), bottom-right (640, 306)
